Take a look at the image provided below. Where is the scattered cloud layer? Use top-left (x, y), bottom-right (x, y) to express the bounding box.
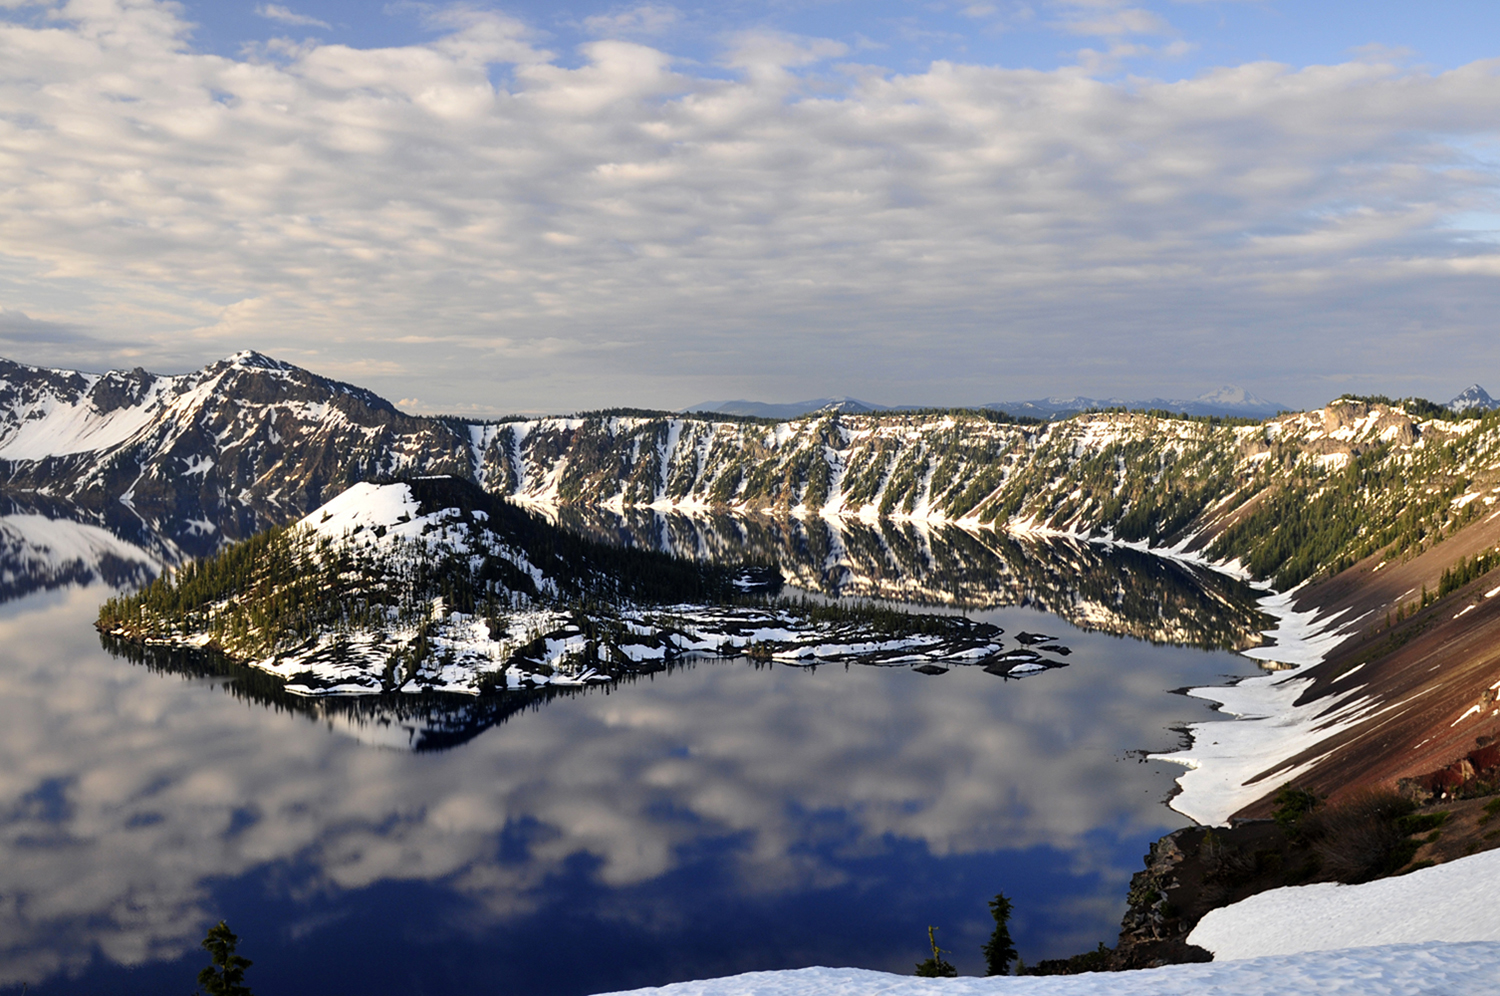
top-left (0, 308), bottom-right (91, 347)
top-left (582, 4), bottom-right (680, 38)
top-left (0, 1), bottom-right (1498, 410)
top-left (1051, 1), bottom-right (1175, 38)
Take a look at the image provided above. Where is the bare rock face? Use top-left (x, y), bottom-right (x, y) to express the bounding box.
top-left (1110, 830), bottom-right (1215, 969)
top-left (1399, 736), bottom-right (1500, 804)
top-left (1317, 399), bottom-right (1418, 449)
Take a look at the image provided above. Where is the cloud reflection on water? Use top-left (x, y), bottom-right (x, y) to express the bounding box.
top-left (0, 583), bottom-right (1257, 986)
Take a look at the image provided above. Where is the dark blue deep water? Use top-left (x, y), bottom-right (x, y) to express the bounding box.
top-left (0, 570), bottom-right (1262, 995)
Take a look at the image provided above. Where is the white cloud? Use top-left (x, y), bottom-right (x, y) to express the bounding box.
top-left (1051, 1), bottom-right (1175, 37)
top-left (0, 2), bottom-right (1498, 410)
top-left (254, 3), bottom-right (332, 30)
top-left (1075, 36), bottom-right (1195, 72)
top-left (582, 3), bottom-right (680, 37)
top-left (723, 28), bottom-right (849, 72)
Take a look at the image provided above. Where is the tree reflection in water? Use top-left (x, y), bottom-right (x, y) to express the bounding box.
top-left (549, 506), bottom-right (1271, 650)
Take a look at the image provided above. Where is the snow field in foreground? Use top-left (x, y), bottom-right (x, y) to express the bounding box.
top-left (596, 850), bottom-right (1500, 995)
top-left (1189, 845), bottom-right (1500, 959)
top-left (589, 941), bottom-right (1500, 996)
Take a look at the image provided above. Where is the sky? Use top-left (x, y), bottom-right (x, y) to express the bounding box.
top-left (3, 2), bottom-right (1500, 414)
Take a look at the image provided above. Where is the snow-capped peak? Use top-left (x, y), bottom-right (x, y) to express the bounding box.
top-left (1448, 384), bottom-right (1497, 413)
top-left (300, 480), bottom-right (424, 539)
top-left (224, 349), bottom-right (292, 371)
top-left (1194, 385), bottom-right (1263, 406)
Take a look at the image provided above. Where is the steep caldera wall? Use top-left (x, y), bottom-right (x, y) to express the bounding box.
top-left (5, 351), bottom-right (1500, 595)
top-left (475, 400), bottom-right (1500, 595)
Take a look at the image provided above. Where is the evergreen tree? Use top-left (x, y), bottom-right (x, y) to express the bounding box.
top-left (1272, 784), bottom-right (1320, 840)
top-left (914, 925), bottom-right (957, 978)
top-left (197, 920), bottom-right (253, 996)
top-left (981, 892), bottom-right (1018, 976)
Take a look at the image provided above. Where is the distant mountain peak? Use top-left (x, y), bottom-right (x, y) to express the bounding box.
top-left (685, 397), bottom-right (888, 420)
top-left (223, 349), bottom-right (292, 371)
top-left (1194, 385), bottom-right (1270, 407)
top-left (1448, 385), bottom-right (1497, 413)
top-left (985, 387), bottom-right (1289, 421)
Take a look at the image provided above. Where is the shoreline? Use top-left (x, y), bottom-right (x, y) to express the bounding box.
top-left (1150, 588), bottom-right (1376, 826)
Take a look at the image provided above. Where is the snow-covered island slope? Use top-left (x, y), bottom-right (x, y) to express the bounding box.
top-left (97, 478), bottom-right (1053, 696)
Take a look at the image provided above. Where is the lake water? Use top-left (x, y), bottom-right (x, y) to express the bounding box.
top-left (0, 511), bottom-right (1267, 994)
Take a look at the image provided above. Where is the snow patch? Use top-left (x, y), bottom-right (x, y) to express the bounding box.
top-left (589, 943), bottom-right (1500, 996)
top-left (0, 378), bottom-right (166, 459)
top-left (1190, 847), bottom-right (1500, 959)
top-left (301, 481), bottom-right (422, 539)
top-left (1153, 588), bottom-right (1376, 824)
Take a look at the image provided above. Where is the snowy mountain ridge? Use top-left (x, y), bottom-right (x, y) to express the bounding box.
top-left (0, 351), bottom-right (474, 555)
top-left (3, 352), bottom-right (1498, 603)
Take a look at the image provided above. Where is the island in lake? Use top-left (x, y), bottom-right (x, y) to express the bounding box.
top-left (97, 476), bottom-right (1061, 697)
